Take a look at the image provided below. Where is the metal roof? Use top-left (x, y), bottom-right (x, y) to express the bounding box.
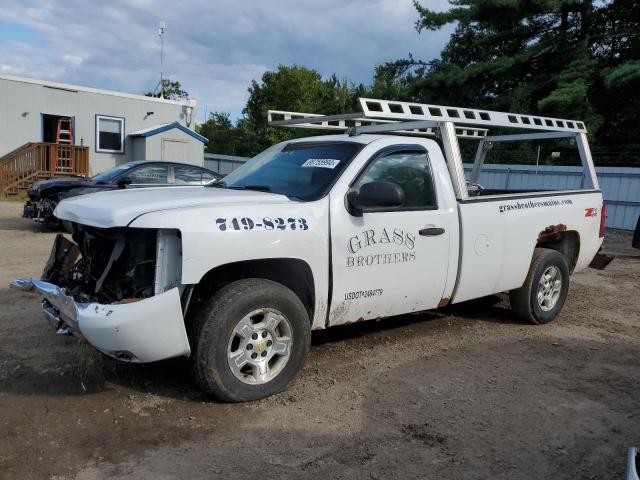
top-left (129, 122), bottom-right (208, 143)
top-left (0, 73), bottom-right (195, 106)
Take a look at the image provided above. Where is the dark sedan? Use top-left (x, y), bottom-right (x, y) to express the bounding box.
top-left (23, 161), bottom-right (221, 224)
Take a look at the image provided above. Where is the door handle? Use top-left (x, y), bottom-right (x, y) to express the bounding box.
top-left (419, 227), bottom-right (445, 236)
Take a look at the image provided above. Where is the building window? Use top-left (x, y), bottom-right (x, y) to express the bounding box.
top-left (96, 115), bottom-right (124, 153)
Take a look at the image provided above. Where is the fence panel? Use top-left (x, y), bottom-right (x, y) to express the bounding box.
top-left (204, 153), bottom-right (249, 175)
top-left (463, 164), bottom-right (640, 230)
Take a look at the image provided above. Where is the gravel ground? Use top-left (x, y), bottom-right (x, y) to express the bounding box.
top-left (0, 200), bottom-right (638, 480)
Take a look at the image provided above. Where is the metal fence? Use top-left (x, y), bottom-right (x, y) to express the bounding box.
top-left (204, 153), bottom-right (249, 175)
top-left (464, 164), bottom-right (640, 230)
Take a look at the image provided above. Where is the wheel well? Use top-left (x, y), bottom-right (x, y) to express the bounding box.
top-left (535, 229), bottom-right (580, 273)
top-left (190, 258), bottom-right (315, 322)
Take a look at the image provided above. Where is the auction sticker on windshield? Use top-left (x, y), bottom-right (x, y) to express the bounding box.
top-left (301, 158), bottom-right (341, 169)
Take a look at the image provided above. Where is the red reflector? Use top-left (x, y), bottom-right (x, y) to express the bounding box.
top-left (599, 203), bottom-right (606, 238)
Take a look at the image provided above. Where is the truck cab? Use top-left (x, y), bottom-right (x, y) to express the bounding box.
top-left (11, 98), bottom-right (605, 402)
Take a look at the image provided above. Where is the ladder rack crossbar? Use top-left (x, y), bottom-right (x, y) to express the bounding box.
top-left (359, 98), bottom-right (587, 133)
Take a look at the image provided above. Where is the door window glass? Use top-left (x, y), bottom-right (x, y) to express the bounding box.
top-left (174, 165), bottom-right (205, 185)
top-left (355, 150), bottom-right (437, 208)
top-left (122, 165), bottom-right (168, 184)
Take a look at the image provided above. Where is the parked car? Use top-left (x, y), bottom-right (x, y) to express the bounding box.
top-left (11, 98), bottom-right (607, 402)
top-left (22, 161), bottom-right (221, 225)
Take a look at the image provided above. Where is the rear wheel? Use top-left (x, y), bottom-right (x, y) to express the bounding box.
top-left (190, 278), bottom-right (310, 402)
top-left (509, 248), bottom-right (570, 324)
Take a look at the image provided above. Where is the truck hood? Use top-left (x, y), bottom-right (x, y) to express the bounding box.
top-left (54, 186), bottom-right (293, 228)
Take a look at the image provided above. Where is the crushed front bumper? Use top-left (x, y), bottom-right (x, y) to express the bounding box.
top-left (23, 199), bottom-right (56, 222)
top-left (10, 278), bottom-right (191, 363)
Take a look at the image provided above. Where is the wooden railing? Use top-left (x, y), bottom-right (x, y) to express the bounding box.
top-left (0, 143), bottom-right (89, 196)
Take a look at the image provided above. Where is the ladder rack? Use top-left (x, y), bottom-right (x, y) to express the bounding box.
top-left (267, 97), bottom-right (597, 201)
top-left (267, 110), bottom-right (488, 139)
top-left (267, 97), bottom-right (587, 138)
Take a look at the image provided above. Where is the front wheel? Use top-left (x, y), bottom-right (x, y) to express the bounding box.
top-left (509, 248), bottom-right (570, 324)
top-left (190, 278), bottom-right (311, 402)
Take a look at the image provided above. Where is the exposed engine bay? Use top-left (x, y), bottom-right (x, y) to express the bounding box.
top-left (43, 226), bottom-right (165, 304)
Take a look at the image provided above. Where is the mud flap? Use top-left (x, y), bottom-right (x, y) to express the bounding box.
top-left (42, 234), bottom-right (80, 285)
top-left (633, 215), bottom-right (640, 249)
top-left (589, 252), bottom-right (614, 270)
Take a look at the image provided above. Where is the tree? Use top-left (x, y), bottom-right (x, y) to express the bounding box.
top-left (197, 112), bottom-right (259, 157)
top-left (145, 79), bottom-right (189, 100)
top-left (589, 0), bottom-right (640, 157)
top-left (376, 0), bottom-right (639, 162)
top-left (410, 1), bottom-right (601, 123)
top-left (198, 65), bottom-right (361, 157)
top-left (242, 65), bottom-right (358, 152)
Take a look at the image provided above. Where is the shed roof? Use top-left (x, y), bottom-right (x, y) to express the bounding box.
top-left (129, 122), bottom-right (208, 143)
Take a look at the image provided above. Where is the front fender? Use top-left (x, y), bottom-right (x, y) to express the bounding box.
top-left (128, 200), bottom-right (331, 329)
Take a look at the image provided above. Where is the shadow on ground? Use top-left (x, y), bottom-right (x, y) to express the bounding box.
top-left (44, 337), bottom-right (640, 480)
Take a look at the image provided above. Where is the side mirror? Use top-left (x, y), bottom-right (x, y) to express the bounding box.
top-left (347, 181), bottom-right (405, 216)
top-left (116, 178), bottom-right (132, 189)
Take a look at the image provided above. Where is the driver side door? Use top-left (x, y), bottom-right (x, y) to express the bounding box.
top-left (328, 146), bottom-right (454, 326)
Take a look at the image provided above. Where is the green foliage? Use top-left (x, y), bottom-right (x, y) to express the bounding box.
top-left (196, 112), bottom-right (257, 157)
top-left (145, 79), bottom-right (189, 100)
top-left (603, 61), bottom-right (640, 89)
top-left (199, 65), bottom-right (363, 156)
top-left (242, 65), bottom-right (358, 152)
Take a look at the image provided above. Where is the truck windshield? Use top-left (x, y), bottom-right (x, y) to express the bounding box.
top-left (221, 141), bottom-right (363, 201)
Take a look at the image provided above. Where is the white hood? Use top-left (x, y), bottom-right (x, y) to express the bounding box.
top-left (54, 186), bottom-right (292, 228)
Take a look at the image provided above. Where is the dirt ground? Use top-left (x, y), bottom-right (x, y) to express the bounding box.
top-left (0, 200), bottom-right (638, 480)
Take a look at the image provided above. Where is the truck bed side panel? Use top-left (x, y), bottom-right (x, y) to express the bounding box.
top-left (453, 191), bottom-right (603, 304)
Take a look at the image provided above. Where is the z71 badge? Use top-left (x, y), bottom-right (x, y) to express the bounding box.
top-left (585, 207), bottom-right (598, 218)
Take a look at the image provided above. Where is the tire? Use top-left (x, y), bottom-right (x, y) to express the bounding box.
top-left (509, 248), bottom-right (570, 324)
top-left (190, 278), bottom-right (311, 402)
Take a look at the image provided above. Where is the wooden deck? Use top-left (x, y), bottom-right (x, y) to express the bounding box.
top-left (0, 143), bottom-right (89, 197)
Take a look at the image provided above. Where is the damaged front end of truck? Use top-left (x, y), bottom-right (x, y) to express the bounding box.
top-left (10, 226), bottom-right (190, 363)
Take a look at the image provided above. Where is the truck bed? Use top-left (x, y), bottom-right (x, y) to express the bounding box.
top-left (451, 189), bottom-right (603, 304)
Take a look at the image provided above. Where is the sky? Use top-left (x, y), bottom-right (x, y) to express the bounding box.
top-left (0, 0), bottom-right (452, 122)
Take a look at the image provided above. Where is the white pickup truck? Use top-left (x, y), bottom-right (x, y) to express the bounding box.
top-left (11, 98), bottom-right (606, 402)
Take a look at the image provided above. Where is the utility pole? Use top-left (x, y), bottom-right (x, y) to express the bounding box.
top-left (158, 20), bottom-right (166, 98)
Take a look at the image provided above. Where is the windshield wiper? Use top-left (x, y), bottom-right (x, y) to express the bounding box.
top-left (229, 185), bottom-right (272, 192)
top-left (205, 180), bottom-right (227, 188)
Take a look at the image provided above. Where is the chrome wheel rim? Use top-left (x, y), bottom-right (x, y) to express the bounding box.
top-left (226, 308), bottom-right (293, 385)
top-left (537, 266), bottom-right (562, 312)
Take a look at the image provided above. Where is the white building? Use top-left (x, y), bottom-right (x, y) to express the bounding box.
top-left (0, 74), bottom-right (206, 196)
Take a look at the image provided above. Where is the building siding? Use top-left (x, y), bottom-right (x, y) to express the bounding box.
top-left (0, 75), bottom-right (195, 175)
top-left (143, 129), bottom-right (204, 166)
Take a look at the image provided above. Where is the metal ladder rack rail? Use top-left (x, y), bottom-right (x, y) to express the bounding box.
top-left (358, 98), bottom-right (587, 134)
top-left (267, 110), bottom-right (489, 140)
top-left (268, 97), bottom-right (587, 135)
